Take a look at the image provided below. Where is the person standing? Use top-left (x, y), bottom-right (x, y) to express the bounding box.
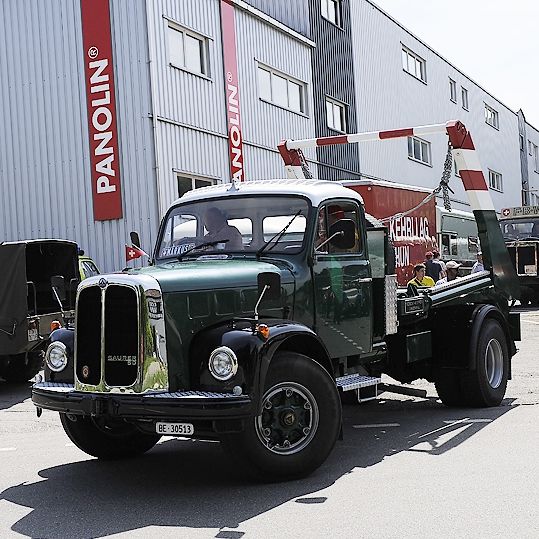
top-left (471, 251), bottom-right (484, 273)
top-left (435, 260), bottom-right (461, 285)
top-left (424, 251), bottom-right (443, 281)
top-left (407, 263), bottom-right (435, 296)
top-left (432, 250), bottom-right (446, 278)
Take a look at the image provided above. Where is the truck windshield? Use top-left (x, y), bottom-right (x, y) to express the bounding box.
top-left (156, 196), bottom-right (309, 260)
top-left (500, 218), bottom-right (539, 240)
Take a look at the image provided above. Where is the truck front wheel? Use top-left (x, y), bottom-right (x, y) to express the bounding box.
top-left (221, 352), bottom-right (341, 481)
top-left (60, 414), bottom-right (161, 459)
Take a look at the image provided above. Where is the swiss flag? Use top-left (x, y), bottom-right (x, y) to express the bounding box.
top-left (125, 244), bottom-right (148, 262)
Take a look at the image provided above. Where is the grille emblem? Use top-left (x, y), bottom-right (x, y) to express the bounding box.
top-left (82, 365), bottom-right (90, 379)
top-left (98, 278), bottom-right (108, 288)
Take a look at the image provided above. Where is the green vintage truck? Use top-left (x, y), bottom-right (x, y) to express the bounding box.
top-left (32, 122), bottom-right (521, 480)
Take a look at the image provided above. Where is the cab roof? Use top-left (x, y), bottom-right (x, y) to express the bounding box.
top-left (174, 179), bottom-right (364, 208)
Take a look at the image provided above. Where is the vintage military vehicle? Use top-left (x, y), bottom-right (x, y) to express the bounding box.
top-left (32, 121), bottom-right (521, 480)
top-left (0, 239), bottom-right (79, 382)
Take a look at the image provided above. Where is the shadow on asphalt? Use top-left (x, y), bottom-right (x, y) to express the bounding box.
top-left (0, 381), bottom-right (32, 411)
top-left (0, 396), bottom-right (517, 539)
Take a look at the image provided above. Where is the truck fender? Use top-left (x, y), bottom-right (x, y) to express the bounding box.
top-left (468, 305), bottom-right (514, 373)
top-left (49, 327), bottom-right (75, 354)
top-left (256, 323), bottom-right (334, 410)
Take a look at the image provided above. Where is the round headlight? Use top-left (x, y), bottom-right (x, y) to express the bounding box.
top-left (45, 342), bottom-right (68, 372)
top-left (208, 346), bottom-right (238, 381)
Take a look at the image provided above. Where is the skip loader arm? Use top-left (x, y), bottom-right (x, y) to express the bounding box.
top-left (278, 120), bottom-right (519, 299)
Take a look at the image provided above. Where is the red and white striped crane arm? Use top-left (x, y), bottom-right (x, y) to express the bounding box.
top-left (277, 120), bottom-right (518, 298)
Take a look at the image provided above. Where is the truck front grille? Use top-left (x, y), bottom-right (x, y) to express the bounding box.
top-left (76, 284), bottom-right (139, 388)
top-left (508, 245), bottom-right (537, 276)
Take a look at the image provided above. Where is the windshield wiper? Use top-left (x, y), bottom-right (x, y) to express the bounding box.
top-left (256, 210), bottom-right (302, 258)
top-left (176, 239), bottom-right (229, 261)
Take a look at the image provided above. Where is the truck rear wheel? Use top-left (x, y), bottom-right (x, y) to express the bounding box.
top-left (221, 352), bottom-right (341, 481)
top-left (434, 370), bottom-right (464, 407)
top-left (60, 414), bottom-right (161, 459)
top-left (0, 352), bottom-right (43, 383)
top-left (460, 319), bottom-right (509, 407)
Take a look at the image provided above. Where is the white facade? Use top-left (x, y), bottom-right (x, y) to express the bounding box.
top-left (350, 1), bottom-right (522, 213)
top-left (523, 122), bottom-right (539, 206)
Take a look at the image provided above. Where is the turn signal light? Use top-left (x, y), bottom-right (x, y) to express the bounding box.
top-left (257, 324), bottom-right (270, 340)
top-left (50, 321), bottom-right (61, 331)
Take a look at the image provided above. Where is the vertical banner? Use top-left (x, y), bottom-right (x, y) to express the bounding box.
top-left (220, 0), bottom-right (245, 181)
top-left (81, 0), bottom-right (123, 220)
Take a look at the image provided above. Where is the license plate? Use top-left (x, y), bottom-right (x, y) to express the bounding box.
top-left (155, 422), bottom-right (194, 435)
top-left (28, 328), bottom-right (38, 342)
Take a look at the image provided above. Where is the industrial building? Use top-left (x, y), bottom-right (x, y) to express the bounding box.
top-left (1, 0), bottom-right (538, 271)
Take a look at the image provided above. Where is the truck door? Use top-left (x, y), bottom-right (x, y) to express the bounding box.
top-left (312, 201), bottom-right (373, 357)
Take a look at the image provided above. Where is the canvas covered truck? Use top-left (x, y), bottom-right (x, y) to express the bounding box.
top-left (0, 240), bottom-right (79, 382)
top-left (32, 121), bottom-right (520, 481)
top-left (499, 205), bottom-right (539, 305)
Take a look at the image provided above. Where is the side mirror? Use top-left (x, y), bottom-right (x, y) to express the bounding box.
top-left (329, 219), bottom-right (356, 250)
top-left (51, 275), bottom-right (66, 302)
top-left (130, 231), bottom-right (141, 249)
top-left (257, 272), bottom-right (281, 300)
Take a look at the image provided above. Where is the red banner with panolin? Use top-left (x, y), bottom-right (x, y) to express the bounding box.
top-left (81, 0), bottom-right (123, 220)
top-left (221, 0), bottom-right (245, 181)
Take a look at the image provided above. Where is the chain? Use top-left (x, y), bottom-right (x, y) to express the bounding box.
top-left (438, 141), bottom-right (454, 211)
top-left (294, 149), bottom-right (313, 179)
top-left (380, 141), bottom-right (455, 223)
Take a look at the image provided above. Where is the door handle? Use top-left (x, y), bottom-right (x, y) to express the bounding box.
top-left (357, 278), bottom-right (372, 283)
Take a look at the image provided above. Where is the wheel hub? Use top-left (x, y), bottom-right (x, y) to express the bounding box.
top-left (255, 382), bottom-right (319, 455)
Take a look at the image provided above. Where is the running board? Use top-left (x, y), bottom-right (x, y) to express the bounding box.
top-left (336, 374), bottom-right (381, 403)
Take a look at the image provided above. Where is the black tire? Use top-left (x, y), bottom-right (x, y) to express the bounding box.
top-left (1, 352), bottom-right (43, 383)
top-left (460, 319), bottom-right (509, 407)
top-left (60, 414), bottom-right (161, 459)
top-left (221, 352), bottom-right (341, 481)
top-left (434, 369), bottom-right (464, 407)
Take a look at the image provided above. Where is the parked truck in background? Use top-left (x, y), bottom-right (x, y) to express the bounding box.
top-left (344, 179), bottom-right (479, 284)
top-left (32, 121), bottom-right (520, 481)
top-left (499, 205), bottom-right (539, 305)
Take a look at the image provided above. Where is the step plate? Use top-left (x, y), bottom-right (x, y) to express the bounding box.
top-left (336, 374), bottom-right (381, 392)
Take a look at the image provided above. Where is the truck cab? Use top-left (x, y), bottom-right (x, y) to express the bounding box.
top-left (499, 206), bottom-right (539, 304)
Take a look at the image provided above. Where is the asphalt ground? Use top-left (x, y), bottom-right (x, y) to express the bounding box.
top-left (0, 307), bottom-right (538, 539)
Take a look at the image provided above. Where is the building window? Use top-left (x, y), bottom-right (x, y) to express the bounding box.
top-left (177, 175), bottom-right (215, 198)
top-left (407, 136), bottom-right (431, 166)
top-left (461, 87), bottom-right (469, 110)
top-left (520, 135), bottom-right (525, 151)
top-left (167, 23), bottom-right (208, 76)
top-left (449, 78), bottom-right (457, 103)
top-left (257, 65), bottom-right (306, 114)
top-left (529, 140), bottom-right (533, 156)
top-left (402, 46), bottom-right (426, 83)
top-left (488, 169), bottom-right (503, 192)
top-left (533, 143), bottom-right (539, 172)
top-left (484, 104), bottom-right (499, 129)
top-left (321, 0), bottom-right (341, 27)
top-left (325, 97), bottom-right (346, 132)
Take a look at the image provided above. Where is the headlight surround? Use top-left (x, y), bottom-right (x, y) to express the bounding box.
top-left (45, 342), bottom-right (68, 372)
top-left (208, 346), bottom-right (238, 381)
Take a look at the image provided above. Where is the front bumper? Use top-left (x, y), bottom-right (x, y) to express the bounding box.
top-left (32, 382), bottom-right (253, 427)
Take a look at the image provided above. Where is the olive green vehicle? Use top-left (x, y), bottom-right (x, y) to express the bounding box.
top-left (32, 178), bottom-right (520, 481)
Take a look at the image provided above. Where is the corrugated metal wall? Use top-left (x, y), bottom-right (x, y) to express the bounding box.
top-left (351, 0), bottom-right (522, 212)
top-left (309, 0), bottom-right (361, 181)
top-left (244, 0), bottom-right (311, 36)
top-left (0, 0), bottom-right (158, 272)
top-left (147, 0), bottom-right (317, 214)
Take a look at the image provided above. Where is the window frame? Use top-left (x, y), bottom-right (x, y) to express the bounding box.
top-left (407, 135), bottom-right (432, 167)
top-left (488, 169), bottom-right (503, 192)
top-left (167, 22), bottom-right (210, 78)
top-left (321, 0), bottom-right (342, 28)
top-left (256, 63), bottom-right (307, 115)
top-left (449, 78), bottom-right (457, 103)
top-left (401, 45), bottom-right (427, 83)
top-left (325, 96), bottom-right (347, 133)
top-left (176, 174), bottom-right (216, 199)
top-left (533, 143), bottom-right (539, 173)
top-left (461, 86), bottom-right (469, 110)
top-left (484, 103), bottom-right (499, 130)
